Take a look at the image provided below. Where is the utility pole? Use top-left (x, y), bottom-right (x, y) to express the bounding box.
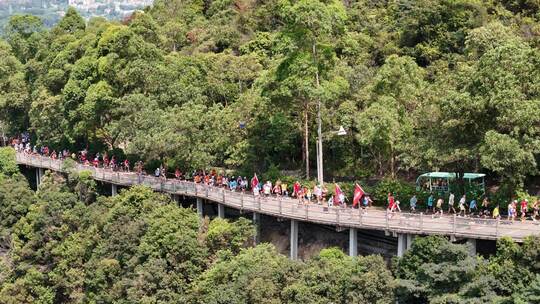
top-left (313, 41), bottom-right (324, 186)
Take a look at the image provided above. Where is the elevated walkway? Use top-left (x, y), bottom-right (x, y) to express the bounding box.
top-left (16, 153), bottom-right (539, 248)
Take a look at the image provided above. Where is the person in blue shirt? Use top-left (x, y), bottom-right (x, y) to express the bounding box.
top-left (410, 195), bottom-right (417, 212)
top-left (469, 199), bottom-right (477, 216)
top-left (427, 194), bottom-right (434, 213)
top-left (229, 178), bottom-right (237, 191)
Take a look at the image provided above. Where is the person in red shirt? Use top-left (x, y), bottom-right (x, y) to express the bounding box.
top-left (388, 192), bottom-right (396, 211)
top-left (103, 153), bottom-right (109, 168)
top-left (387, 192), bottom-right (396, 219)
top-left (521, 199), bottom-right (528, 221)
top-left (293, 181), bottom-right (301, 198)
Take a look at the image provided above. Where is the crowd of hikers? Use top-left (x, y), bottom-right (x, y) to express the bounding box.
top-left (9, 134), bottom-right (540, 222)
top-left (390, 192), bottom-right (540, 222)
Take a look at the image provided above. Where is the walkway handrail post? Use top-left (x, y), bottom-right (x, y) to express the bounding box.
top-left (420, 212), bottom-right (424, 232)
top-left (258, 196), bottom-right (261, 211)
top-left (206, 186), bottom-right (209, 198)
top-left (305, 204), bottom-right (308, 220)
top-left (385, 209), bottom-right (389, 231)
top-left (241, 192), bottom-right (244, 211)
top-left (359, 207), bottom-right (362, 226)
top-left (453, 214), bottom-right (457, 235)
top-left (222, 188), bottom-right (225, 203)
top-left (496, 217), bottom-right (500, 237)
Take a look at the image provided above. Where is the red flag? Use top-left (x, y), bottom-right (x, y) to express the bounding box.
top-left (353, 183), bottom-right (365, 207)
top-left (251, 173), bottom-right (259, 189)
top-left (333, 184), bottom-right (343, 206)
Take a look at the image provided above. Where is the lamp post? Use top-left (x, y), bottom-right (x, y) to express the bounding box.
top-left (316, 123), bottom-right (347, 185)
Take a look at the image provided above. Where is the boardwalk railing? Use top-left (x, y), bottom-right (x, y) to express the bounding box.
top-left (16, 152), bottom-right (540, 242)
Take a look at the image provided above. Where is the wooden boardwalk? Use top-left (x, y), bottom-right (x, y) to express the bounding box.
top-left (16, 152), bottom-right (540, 242)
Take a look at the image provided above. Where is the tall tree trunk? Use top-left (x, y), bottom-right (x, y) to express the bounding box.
top-left (313, 41), bottom-right (323, 184)
top-left (304, 106), bottom-right (309, 179)
top-left (390, 147), bottom-right (396, 179)
top-left (378, 151), bottom-right (383, 176)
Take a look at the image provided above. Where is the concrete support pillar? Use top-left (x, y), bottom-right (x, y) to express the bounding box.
top-left (290, 220), bottom-right (299, 260)
top-left (253, 212), bottom-right (261, 244)
top-left (111, 184), bottom-right (118, 196)
top-left (406, 234), bottom-right (415, 250)
top-left (36, 167), bottom-right (45, 187)
top-left (467, 239), bottom-right (477, 256)
top-left (36, 168), bottom-right (41, 187)
top-left (349, 228), bottom-right (358, 257)
top-left (397, 233), bottom-right (407, 257)
top-left (196, 198), bottom-right (204, 219)
top-left (217, 203), bottom-right (225, 219)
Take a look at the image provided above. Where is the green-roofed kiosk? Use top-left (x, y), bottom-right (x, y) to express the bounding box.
top-left (416, 172), bottom-right (486, 193)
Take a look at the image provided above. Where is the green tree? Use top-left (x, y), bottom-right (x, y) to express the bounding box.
top-left (204, 217), bottom-right (256, 258)
top-left (0, 173), bottom-right (34, 234)
top-left (52, 7), bottom-right (85, 35)
top-left (268, 0), bottom-right (348, 178)
top-left (192, 244), bottom-right (295, 304)
top-left (0, 41), bottom-right (30, 133)
top-left (284, 248), bottom-right (395, 304)
top-left (395, 236), bottom-right (477, 302)
top-left (3, 14), bottom-right (44, 63)
top-left (0, 147), bottom-right (18, 176)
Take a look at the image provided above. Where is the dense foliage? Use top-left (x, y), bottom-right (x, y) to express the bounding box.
top-left (0, 148), bottom-right (397, 303)
top-left (0, 149), bottom-right (539, 303)
top-left (1, 0), bottom-right (539, 197)
top-left (394, 235), bottom-right (540, 303)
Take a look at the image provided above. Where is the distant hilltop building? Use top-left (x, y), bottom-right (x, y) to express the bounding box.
top-left (0, 0), bottom-right (153, 29)
top-left (67, 0), bottom-right (153, 18)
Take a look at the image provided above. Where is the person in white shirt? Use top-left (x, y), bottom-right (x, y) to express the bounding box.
top-left (458, 195), bottom-right (467, 216)
top-left (448, 192), bottom-right (456, 214)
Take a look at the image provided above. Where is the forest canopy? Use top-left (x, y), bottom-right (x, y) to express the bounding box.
top-left (0, 147), bottom-right (539, 303)
top-left (1, 0), bottom-right (540, 195)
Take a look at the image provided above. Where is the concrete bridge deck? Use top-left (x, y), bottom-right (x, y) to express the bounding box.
top-left (16, 152), bottom-right (539, 245)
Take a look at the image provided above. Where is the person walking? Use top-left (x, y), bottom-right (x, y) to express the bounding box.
top-left (508, 201), bottom-right (516, 221)
top-left (469, 198), bottom-right (477, 216)
top-left (435, 197), bottom-right (444, 216)
top-left (362, 195), bottom-right (372, 214)
top-left (458, 195), bottom-right (467, 217)
top-left (263, 181), bottom-right (271, 197)
top-left (531, 199), bottom-right (539, 221)
top-left (481, 197), bottom-right (490, 218)
top-left (410, 195), bottom-right (417, 212)
top-left (447, 192), bottom-right (456, 214)
top-left (387, 193), bottom-right (396, 219)
top-left (281, 182), bottom-right (288, 197)
top-left (427, 194), bottom-right (434, 214)
top-left (493, 205), bottom-right (500, 220)
top-left (394, 200), bottom-right (401, 212)
top-left (520, 199), bottom-right (528, 222)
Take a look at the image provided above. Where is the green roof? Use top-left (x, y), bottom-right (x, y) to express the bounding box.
top-left (418, 172), bottom-right (485, 179)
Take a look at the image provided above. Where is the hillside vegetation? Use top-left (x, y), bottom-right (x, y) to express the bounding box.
top-left (1, 1), bottom-right (540, 194)
top-left (0, 148), bottom-right (539, 303)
